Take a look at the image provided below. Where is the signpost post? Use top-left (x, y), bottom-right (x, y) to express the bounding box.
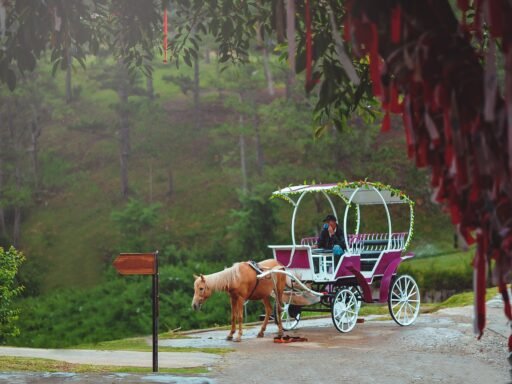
top-left (113, 251), bottom-right (159, 372)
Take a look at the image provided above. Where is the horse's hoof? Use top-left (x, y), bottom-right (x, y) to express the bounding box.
top-left (233, 337), bottom-right (242, 342)
top-left (257, 332), bottom-right (264, 338)
top-left (226, 335), bottom-right (233, 341)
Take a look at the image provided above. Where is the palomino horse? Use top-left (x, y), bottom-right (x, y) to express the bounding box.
top-left (192, 259), bottom-right (286, 342)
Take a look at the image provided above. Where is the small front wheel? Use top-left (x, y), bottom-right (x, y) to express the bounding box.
top-left (274, 303), bottom-right (301, 331)
top-left (331, 288), bottom-right (359, 333)
top-left (388, 274), bottom-right (420, 326)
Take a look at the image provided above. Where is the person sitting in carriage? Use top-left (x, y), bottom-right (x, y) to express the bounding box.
top-left (317, 214), bottom-right (345, 256)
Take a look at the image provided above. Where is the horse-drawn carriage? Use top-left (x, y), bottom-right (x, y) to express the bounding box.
top-left (258, 181), bottom-right (420, 333)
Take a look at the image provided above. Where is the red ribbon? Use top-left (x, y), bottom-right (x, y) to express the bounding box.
top-left (381, 110), bottom-right (391, 132)
top-left (500, 280), bottom-right (512, 321)
top-left (487, 0), bottom-right (504, 38)
top-left (474, 234), bottom-right (487, 339)
top-left (163, 7), bottom-right (168, 63)
top-left (305, 0), bottom-right (313, 89)
top-left (391, 5), bottom-right (401, 44)
top-left (369, 22), bottom-right (382, 96)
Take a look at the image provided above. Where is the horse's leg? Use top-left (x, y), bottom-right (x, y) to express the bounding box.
top-left (234, 296), bottom-right (244, 342)
top-left (226, 295), bottom-right (236, 341)
top-left (274, 276), bottom-right (285, 338)
top-left (258, 296), bottom-right (272, 338)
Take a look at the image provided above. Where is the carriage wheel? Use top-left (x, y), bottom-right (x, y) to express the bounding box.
top-left (388, 274), bottom-right (420, 326)
top-left (274, 303), bottom-right (301, 331)
top-left (331, 288), bottom-right (359, 333)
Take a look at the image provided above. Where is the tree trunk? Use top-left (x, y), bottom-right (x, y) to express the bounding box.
top-left (204, 47), bottom-right (210, 64)
top-left (262, 45), bottom-right (275, 96)
top-left (65, 47), bottom-right (72, 103)
top-left (166, 167), bottom-right (174, 198)
top-left (193, 55), bottom-right (200, 128)
top-left (239, 116), bottom-right (248, 193)
top-left (148, 161), bottom-right (153, 203)
top-left (0, 111), bottom-right (7, 239)
top-left (13, 206), bottom-right (21, 247)
top-left (118, 70), bottom-right (130, 199)
top-left (254, 115), bottom-right (264, 176)
top-left (285, 69), bottom-right (293, 100)
top-left (146, 75), bottom-right (155, 100)
top-left (0, 152), bottom-right (7, 239)
top-left (8, 109), bottom-right (21, 247)
top-left (29, 106), bottom-right (42, 192)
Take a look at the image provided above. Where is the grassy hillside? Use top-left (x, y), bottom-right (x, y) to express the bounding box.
top-left (11, 55), bottom-right (456, 293)
top-left (0, 51), bottom-right (467, 347)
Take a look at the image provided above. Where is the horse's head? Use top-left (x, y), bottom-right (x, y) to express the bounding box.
top-left (192, 274), bottom-right (211, 311)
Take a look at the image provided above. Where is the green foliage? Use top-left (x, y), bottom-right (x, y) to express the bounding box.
top-left (6, 260), bottom-right (255, 348)
top-left (227, 190), bottom-right (278, 262)
top-left (111, 199), bottom-right (161, 251)
top-left (68, 118), bottom-right (107, 133)
top-left (0, 247), bottom-right (25, 342)
top-left (39, 152), bottom-right (75, 190)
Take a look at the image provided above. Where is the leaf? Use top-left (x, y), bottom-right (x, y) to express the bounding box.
top-left (314, 124), bottom-right (329, 138)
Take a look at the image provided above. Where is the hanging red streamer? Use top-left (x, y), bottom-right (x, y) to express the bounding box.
top-left (305, 0), bottom-right (313, 89)
top-left (474, 234), bottom-right (487, 339)
top-left (391, 5), bottom-right (401, 44)
top-left (381, 110), bottom-right (391, 132)
top-left (163, 7), bottom-right (168, 63)
top-left (369, 23), bottom-right (382, 96)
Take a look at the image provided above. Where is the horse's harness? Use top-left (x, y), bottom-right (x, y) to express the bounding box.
top-left (246, 260), bottom-right (264, 300)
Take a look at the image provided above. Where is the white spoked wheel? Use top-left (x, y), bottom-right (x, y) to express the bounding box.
top-left (275, 302), bottom-right (301, 331)
top-left (348, 286), bottom-right (362, 313)
top-left (331, 288), bottom-right (359, 333)
top-left (388, 274), bottom-right (420, 326)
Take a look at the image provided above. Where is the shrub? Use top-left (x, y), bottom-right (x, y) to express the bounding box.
top-left (0, 247), bottom-right (25, 343)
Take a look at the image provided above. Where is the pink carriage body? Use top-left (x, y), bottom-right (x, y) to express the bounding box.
top-left (270, 231), bottom-right (414, 302)
top-left (266, 182), bottom-right (419, 332)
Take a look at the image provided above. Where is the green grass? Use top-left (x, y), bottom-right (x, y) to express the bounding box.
top-left (72, 336), bottom-right (233, 355)
top-left (403, 249), bottom-right (474, 270)
top-left (0, 356), bottom-right (208, 374)
top-left (426, 287), bottom-right (499, 312)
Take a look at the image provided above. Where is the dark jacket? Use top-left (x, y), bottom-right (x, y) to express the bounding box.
top-left (317, 225), bottom-right (345, 250)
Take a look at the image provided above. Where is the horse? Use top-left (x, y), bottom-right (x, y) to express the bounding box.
top-left (192, 259), bottom-right (286, 342)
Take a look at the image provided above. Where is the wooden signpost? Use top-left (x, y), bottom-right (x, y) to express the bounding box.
top-left (113, 251), bottom-right (159, 372)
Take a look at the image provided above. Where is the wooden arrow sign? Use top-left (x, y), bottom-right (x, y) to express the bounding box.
top-left (113, 253), bottom-right (156, 275)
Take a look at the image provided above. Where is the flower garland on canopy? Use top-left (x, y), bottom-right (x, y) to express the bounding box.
top-left (272, 180), bottom-right (415, 250)
top-left (342, 0), bottom-right (512, 342)
top-left (335, 180), bottom-right (415, 250)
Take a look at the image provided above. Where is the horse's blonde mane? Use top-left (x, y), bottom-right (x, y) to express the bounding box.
top-left (205, 263), bottom-right (242, 291)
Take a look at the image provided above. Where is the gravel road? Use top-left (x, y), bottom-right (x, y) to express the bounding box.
top-left (0, 297), bottom-right (509, 383)
top-left (209, 302), bottom-right (510, 384)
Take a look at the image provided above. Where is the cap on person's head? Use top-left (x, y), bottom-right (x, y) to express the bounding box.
top-left (323, 214), bottom-right (337, 223)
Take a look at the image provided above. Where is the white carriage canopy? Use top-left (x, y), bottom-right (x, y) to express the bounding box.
top-left (272, 181), bottom-right (415, 251)
top-left (272, 182), bottom-right (412, 205)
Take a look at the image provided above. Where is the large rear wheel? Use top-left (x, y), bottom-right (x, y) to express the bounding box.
top-left (331, 288), bottom-right (359, 333)
top-left (388, 274), bottom-right (420, 326)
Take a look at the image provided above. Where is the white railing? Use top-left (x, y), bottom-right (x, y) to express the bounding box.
top-left (348, 232), bottom-right (406, 253)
